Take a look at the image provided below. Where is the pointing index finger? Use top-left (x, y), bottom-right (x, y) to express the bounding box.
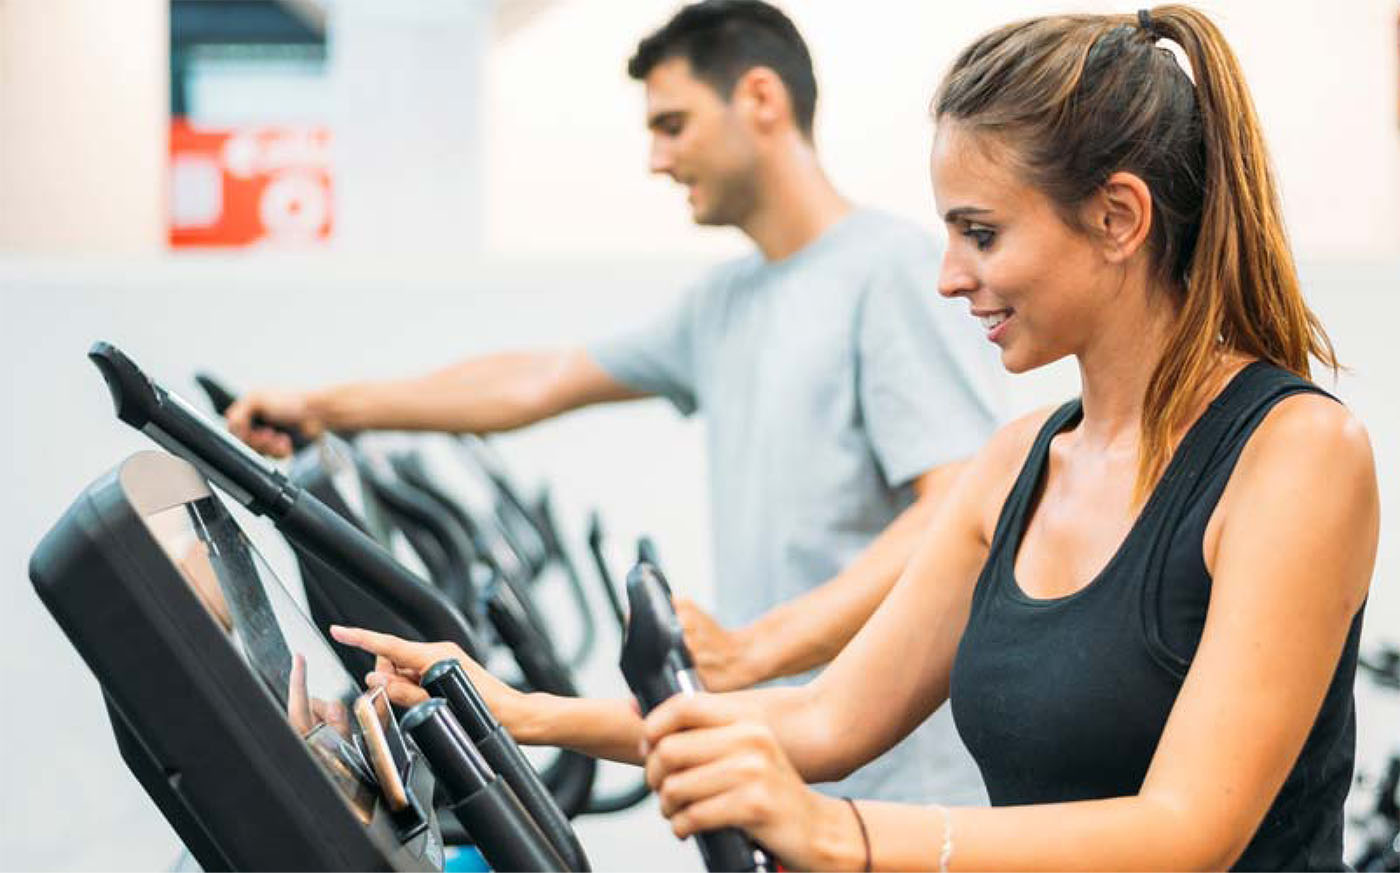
top-left (330, 625), bottom-right (424, 670)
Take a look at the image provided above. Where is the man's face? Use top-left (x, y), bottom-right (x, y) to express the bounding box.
top-left (643, 57), bottom-right (760, 227)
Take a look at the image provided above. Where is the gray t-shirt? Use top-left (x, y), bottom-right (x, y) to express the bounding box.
top-left (590, 209), bottom-right (1002, 804)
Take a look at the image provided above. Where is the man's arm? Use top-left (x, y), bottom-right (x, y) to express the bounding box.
top-left (226, 348), bottom-right (643, 455)
top-left (676, 459), bottom-right (968, 691)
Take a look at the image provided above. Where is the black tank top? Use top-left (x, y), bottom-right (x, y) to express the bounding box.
top-left (949, 362), bottom-right (1364, 871)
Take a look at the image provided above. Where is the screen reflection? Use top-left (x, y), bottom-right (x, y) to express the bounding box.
top-left (145, 496), bottom-right (380, 824)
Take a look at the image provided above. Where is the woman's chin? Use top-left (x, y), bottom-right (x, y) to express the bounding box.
top-left (999, 345), bottom-right (1058, 375)
top-left (1000, 349), bottom-right (1034, 374)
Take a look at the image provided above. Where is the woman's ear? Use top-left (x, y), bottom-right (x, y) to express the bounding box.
top-left (1086, 171), bottom-right (1153, 263)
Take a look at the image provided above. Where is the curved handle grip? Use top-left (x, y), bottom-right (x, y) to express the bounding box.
top-left (90, 342), bottom-right (162, 430)
top-left (637, 536), bottom-right (661, 569)
top-left (618, 563), bottom-right (773, 872)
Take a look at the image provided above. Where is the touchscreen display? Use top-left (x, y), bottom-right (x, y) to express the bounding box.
top-left (144, 495), bottom-right (382, 825)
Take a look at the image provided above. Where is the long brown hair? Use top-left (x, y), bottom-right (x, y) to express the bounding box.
top-left (934, 5), bottom-right (1337, 500)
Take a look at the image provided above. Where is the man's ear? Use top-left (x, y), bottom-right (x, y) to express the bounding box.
top-left (731, 66), bottom-right (791, 133)
top-left (1085, 171), bottom-right (1153, 263)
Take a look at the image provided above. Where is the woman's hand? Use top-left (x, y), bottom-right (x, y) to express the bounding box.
top-left (329, 625), bottom-right (525, 728)
top-left (642, 693), bottom-right (859, 871)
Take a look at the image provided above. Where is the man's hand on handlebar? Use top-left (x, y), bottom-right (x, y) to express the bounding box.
top-left (226, 390), bottom-right (323, 457)
top-left (674, 596), bottom-right (761, 692)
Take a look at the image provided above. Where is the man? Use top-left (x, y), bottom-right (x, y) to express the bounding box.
top-left (229, 0), bottom-right (1000, 804)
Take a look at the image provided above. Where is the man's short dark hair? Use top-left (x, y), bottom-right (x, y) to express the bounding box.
top-left (628, 0), bottom-right (818, 138)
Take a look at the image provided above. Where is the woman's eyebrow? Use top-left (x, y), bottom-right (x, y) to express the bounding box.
top-left (943, 206), bottom-right (994, 222)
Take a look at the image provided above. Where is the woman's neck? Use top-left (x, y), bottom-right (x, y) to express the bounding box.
top-left (1073, 280), bottom-right (1180, 453)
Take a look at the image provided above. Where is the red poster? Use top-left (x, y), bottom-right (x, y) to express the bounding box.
top-left (169, 121), bottom-right (333, 248)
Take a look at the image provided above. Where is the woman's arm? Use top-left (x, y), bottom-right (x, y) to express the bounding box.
top-left (334, 410), bottom-right (1038, 778)
top-left (333, 624), bottom-right (818, 765)
top-left (330, 442), bottom-right (990, 773)
top-left (754, 410), bottom-right (1045, 782)
top-left (637, 408), bottom-right (1044, 797)
top-left (675, 461), bottom-right (969, 691)
top-left (645, 394), bottom-right (1379, 871)
top-left (329, 625), bottom-right (651, 763)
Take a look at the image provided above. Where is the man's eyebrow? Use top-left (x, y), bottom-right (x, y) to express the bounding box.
top-left (647, 110), bottom-right (684, 130)
top-left (943, 206), bottom-right (994, 222)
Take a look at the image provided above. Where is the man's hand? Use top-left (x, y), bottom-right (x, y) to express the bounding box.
top-left (226, 389), bottom-right (324, 458)
top-left (674, 597), bottom-right (760, 692)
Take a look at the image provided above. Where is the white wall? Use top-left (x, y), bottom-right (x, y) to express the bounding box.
top-left (329, 0), bottom-right (494, 255)
top-left (0, 0), bottom-right (167, 253)
top-left (2, 1), bottom-right (1394, 262)
top-left (484, 0), bottom-right (1400, 262)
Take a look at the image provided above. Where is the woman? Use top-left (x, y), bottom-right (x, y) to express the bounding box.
top-left (333, 6), bottom-right (1378, 869)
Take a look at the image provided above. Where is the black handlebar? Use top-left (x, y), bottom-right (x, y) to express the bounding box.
top-left (402, 699), bottom-right (568, 872)
top-left (619, 562), bottom-right (774, 873)
top-left (88, 342), bottom-right (481, 674)
top-left (585, 513), bottom-right (627, 630)
top-left (91, 343), bottom-right (294, 514)
top-left (637, 536), bottom-right (661, 569)
top-left (422, 660), bottom-right (591, 872)
top-left (1359, 645), bottom-right (1400, 690)
top-left (194, 372), bottom-right (314, 454)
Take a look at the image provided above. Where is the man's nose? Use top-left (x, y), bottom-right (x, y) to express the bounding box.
top-left (649, 138), bottom-right (674, 175)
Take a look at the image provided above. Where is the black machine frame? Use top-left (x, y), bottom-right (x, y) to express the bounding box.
top-left (30, 451), bottom-right (441, 872)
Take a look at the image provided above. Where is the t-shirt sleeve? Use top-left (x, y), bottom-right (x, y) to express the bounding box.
top-left (857, 232), bottom-right (1005, 488)
top-left (587, 283), bottom-right (702, 416)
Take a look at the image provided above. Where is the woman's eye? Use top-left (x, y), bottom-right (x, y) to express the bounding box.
top-left (965, 227), bottom-right (996, 251)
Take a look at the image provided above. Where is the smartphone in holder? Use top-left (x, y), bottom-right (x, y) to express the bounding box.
top-left (353, 688), bottom-right (411, 810)
top-left (374, 686), bottom-right (414, 780)
top-left (352, 687), bottom-right (428, 841)
top-left (353, 687), bottom-right (432, 846)
top-left (374, 687), bottom-right (414, 777)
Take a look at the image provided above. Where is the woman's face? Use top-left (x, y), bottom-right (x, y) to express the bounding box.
top-left (931, 122), bottom-right (1122, 374)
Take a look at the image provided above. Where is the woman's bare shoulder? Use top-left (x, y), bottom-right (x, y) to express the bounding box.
top-left (1212, 390), bottom-right (1377, 604)
top-left (958, 403), bottom-right (1067, 538)
top-left (1241, 391), bottom-right (1373, 481)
